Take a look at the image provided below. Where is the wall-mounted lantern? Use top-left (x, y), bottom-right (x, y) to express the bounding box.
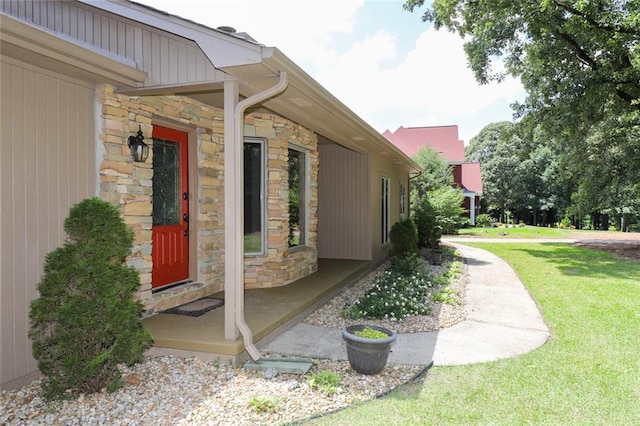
top-left (127, 125), bottom-right (149, 163)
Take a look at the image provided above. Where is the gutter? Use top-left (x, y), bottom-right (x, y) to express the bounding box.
top-left (260, 50), bottom-right (422, 174)
top-left (232, 71), bottom-right (288, 361)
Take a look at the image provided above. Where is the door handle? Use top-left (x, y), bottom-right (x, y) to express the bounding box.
top-left (183, 213), bottom-right (189, 237)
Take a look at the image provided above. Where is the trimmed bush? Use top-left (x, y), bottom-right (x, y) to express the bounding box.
top-left (475, 213), bottom-right (494, 228)
top-left (389, 218), bottom-right (418, 258)
top-left (29, 197), bottom-right (153, 400)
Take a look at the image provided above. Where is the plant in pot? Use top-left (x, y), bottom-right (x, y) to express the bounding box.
top-left (340, 221), bottom-right (431, 375)
top-left (341, 324), bottom-right (396, 375)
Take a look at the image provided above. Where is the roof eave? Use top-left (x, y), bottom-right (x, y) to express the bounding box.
top-left (258, 49), bottom-right (421, 173)
top-left (81, 0), bottom-right (264, 68)
top-left (0, 12), bottom-right (147, 86)
top-left (80, 1), bottom-right (421, 173)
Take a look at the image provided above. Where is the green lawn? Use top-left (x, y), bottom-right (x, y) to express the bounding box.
top-left (308, 243), bottom-right (640, 425)
top-left (455, 225), bottom-right (634, 239)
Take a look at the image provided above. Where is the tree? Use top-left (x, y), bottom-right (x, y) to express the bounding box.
top-left (562, 124), bottom-right (640, 230)
top-left (410, 146), bottom-right (466, 247)
top-left (411, 145), bottom-right (452, 201)
top-left (465, 122), bottom-right (513, 165)
top-left (518, 145), bottom-right (557, 226)
top-left (467, 122), bottom-right (526, 223)
top-left (404, 0), bottom-right (640, 190)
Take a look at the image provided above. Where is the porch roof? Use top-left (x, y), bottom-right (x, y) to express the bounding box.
top-left (84, 0), bottom-right (421, 174)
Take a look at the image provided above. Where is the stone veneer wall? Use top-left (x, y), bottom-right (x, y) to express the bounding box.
top-left (243, 113), bottom-right (319, 288)
top-left (97, 84), bottom-right (318, 311)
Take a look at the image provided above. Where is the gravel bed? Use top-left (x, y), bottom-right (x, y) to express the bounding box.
top-left (1, 252), bottom-right (466, 425)
top-left (304, 250), bottom-right (468, 333)
top-left (0, 358), bottom-right (425, 426)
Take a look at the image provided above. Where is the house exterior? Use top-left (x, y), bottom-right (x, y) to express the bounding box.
top-left (0, 0), bottom-right (420, 390)
top-left (383, 125), bottom-right (482, 225)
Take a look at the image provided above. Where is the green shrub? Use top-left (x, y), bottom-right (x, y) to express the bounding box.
top-left (431, 287), bottom-right (461, 305)
top-left (475, 213), bottom-right (494, 228)
top-left (428, 186), bottom-right (468, 234)
top-left (412, 187), bottom-right (467, 248)
top-left (29, 198), bottom-right (153, 400)
top-left (558, 216), bottom-right (572, 229)
top-left (248, 396), bottom-right (280, 413)
top-left (388, 252), bottom-right (428, 277)
top-left (308, 370), bottom-right (340, 395)
top-left (342, 254), bottom-right (433, 321)
top-left (389, 218), bottom-right (418, 258)
top-left (413, 199), bottom-right (441, 249)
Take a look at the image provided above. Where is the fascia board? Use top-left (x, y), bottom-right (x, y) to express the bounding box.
top-left (82, 0), bottom-right (264, 68)
top-left (256, 49), bottom-right (421, 173)
top-left (0, 12), bottom-right (147, 86)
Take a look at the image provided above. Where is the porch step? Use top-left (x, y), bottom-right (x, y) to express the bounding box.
top-left (243, 357), bottom-right (313, 375)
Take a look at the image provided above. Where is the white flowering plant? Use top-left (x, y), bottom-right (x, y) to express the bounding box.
top-left (342, 254), bottom-right (434, 321)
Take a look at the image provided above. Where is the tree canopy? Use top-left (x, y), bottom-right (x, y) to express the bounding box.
top-left (468, 120), bottom-right (638, 229)
top-left (405, 0), bottom-right (640, 230)
top-left (404, 0), bottom-right (640, 151)
top-left (411, 145), bottom-right (452, 200)
top-left (466, 122), bottom-right (525, 223)
top-left (410, 146), bottom-right (466, 247)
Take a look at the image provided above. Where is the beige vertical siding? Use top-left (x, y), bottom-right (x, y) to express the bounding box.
top-left (369, 154), bottom-right (407, 263)
top-left (0, 58), bottom-right (96, 389)
top-left (0, 0), bottom-right (222, 86)
top-left (317, 144), bottom-right (370, 260)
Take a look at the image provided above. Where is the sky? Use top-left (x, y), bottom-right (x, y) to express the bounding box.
top-left (135, 0), bottom-right (526, 144)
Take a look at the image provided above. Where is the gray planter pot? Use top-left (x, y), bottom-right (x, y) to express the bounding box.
top-left (342, 324), bottom-right (396, 375)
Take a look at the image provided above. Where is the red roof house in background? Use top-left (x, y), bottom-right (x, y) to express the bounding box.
top-left (383, 125), bottom-right (483, 225)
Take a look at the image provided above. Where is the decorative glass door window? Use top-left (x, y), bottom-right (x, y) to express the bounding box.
top-left (153, 139), bottom-right (180, 226)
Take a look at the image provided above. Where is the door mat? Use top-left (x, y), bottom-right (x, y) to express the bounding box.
top-left (162, 296), bottom-right (224, 317)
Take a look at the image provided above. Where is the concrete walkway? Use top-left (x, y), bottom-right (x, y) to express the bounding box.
top-left (263, 243), bottom-right (550, 366)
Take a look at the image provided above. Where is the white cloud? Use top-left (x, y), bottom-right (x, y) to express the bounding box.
top-left (312, 26), bottom-right (524, 130)
top-left (135, 0), bottom-right (525, 142)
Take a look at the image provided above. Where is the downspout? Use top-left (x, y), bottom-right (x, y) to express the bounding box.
top-left (233, 71), bottom-right (288, 361)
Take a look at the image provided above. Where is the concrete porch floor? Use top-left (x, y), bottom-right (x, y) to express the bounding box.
top-left (142, 258), bottom-right (371, 363)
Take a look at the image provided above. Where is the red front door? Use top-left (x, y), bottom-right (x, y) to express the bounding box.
top-left (151, 126), bottom-right (189, 288)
